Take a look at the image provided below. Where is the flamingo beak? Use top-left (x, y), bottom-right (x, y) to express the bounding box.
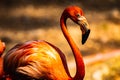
top-left (77, 16), bottom-right (90, 44)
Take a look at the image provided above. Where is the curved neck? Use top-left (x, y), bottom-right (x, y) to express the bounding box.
top-left (60, 15), bottom-right (85, 80)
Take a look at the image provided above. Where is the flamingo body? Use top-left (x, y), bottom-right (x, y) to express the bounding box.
top-left (4, 40), bottom-right (70, 80)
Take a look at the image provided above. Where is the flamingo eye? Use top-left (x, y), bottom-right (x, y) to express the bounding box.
top-left (76, 13), bottom-right (81, 17)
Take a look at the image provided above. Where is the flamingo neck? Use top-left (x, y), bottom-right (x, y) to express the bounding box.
top-left (60, 15), bottom-right (85, 80)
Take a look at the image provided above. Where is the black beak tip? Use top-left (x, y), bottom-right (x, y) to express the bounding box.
top-left (82, 29), bottom-right (90, 44)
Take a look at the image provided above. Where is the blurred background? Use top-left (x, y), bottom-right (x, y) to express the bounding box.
top-left (0, 0), bottom-right (120, 80)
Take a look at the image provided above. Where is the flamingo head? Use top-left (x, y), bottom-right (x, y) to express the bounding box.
top-left (0, 40), bottom-right (5, 56)
top-left (63, 6), bottom-right (90, 44)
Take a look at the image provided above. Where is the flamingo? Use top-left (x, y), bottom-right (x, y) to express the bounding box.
top-left (0, 40), bottom-right (6, 79)
top-left (3, 6), bottom-right (90, 80)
